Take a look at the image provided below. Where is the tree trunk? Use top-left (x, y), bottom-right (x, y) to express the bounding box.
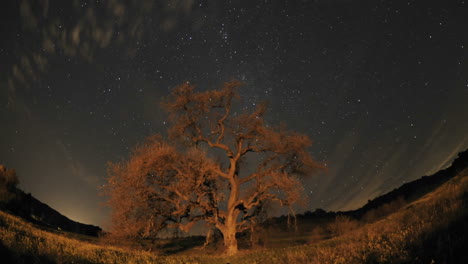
top-left (223, 226), bottom-right (238, 255)
top-left (223, 158), bottom-right (239, 255)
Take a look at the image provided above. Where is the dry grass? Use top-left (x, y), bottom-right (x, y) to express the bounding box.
top-left (0, 211), bottom-right (225, 264)
top-left (1, 168), bottom-right (467, 264)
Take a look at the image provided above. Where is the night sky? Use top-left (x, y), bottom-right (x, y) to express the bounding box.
top-left (1, 0), bottom-right (467, 227)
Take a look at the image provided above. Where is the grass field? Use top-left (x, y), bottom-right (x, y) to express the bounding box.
top-left (1, 168), bottom-right (467, 264)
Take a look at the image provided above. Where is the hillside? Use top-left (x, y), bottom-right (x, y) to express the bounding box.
top-left (351, 148), bottom-right (468, 218)
top-left (258, 148), bottom-right (468, 248)
top-left (0, 165), bottom-right (101, 237)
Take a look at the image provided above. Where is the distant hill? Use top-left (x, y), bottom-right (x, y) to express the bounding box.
top-left (0, 166), bottom-right (101, 237)
top-left (349, 148), bottom-right (468, 218)
top-left (252, 148), bottom-right (468, 258)
top-left (269, 148), bottom-right (468, 228)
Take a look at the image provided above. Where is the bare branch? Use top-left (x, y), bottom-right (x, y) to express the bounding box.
top-left (103, 80), bottom-right (323, 255)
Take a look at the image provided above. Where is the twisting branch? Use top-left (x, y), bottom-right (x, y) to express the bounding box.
top-left (104, 80), bottom-right (323, 255)
top-left (216, 96), bottom-right (232, 144)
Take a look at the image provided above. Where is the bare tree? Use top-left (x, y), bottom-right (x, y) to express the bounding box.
top-left (104, 80), bottom-right (323, 255)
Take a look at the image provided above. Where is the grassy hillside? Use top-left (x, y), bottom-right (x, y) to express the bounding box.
top-left (1, 166), bottom-right (467, 263)
top-left (1, 165), bottom-right (101, 237)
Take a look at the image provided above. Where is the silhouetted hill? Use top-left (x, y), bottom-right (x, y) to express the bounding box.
top-left (349, 148), bottom-right (468, 218)
top-left (277, 148), bottom-right (468, 223)
top-left (3, 189), bottom-right (101, 236)
top-left (0, 166), bottom-right (101, 237)
top-left (254, 148), bottom-right (468, 253)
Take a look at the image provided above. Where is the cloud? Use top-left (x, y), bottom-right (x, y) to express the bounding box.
top-left (7, 0), bottom-right (150, 93)
top-left (19, 0), bottom-right (37, 30)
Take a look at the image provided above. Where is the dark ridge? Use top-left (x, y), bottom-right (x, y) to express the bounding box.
top-left (348, 148), bottom-right (468, 218)
top-left (4, 189), bottom-right (101, 236)
top-left (0, 166), bottom-right (101, 237)
top-left (291, 148), bottom-right (468, 221)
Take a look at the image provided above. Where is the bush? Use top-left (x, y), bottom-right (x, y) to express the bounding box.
top-left (0, 165), bottom-right (19, 203)
top-left (327, 215), bottom-right (360, 237)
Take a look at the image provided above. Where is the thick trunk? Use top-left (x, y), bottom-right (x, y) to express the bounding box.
top-left (222, 158), bottom-right (239, 255)
top-left (223, 226), bottom-right (238, 255)
top-left (222, 208), bottom-right (240, 255)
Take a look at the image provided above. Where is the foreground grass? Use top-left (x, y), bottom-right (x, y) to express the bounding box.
top-left (0, 211), bottom-right (225, 264)
top-left (1, 168), bottom-right (467, 263)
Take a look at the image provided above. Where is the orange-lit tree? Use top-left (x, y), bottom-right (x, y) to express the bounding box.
top-left (104, 80), bottom-right (322, 255)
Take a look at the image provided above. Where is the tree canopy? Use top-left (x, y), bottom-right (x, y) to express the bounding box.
top-left (104, 80), bottom-right (323, 255)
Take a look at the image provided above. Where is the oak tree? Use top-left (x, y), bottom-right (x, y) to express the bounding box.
top-left (104, 81), bottom-right (322, 255)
